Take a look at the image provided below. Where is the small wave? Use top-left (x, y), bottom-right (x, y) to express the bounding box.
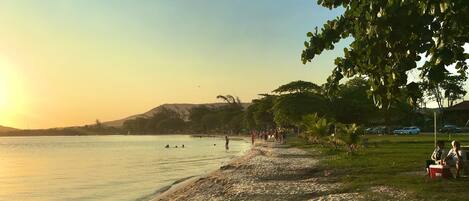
top-left (135, 175), bottom-right (197, 201)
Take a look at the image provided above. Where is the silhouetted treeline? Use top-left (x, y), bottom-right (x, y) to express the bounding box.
top-left (123, 95), bottom-right (245, 134)
top-left (122, 78), bottom-right (434, 135)
top-left (0, 78), bottom-right (438, 137)
top-left (0, 125), bottom-right (122, 136)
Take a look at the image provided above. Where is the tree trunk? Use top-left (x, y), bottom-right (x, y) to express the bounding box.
top-left (382, 98), bottom-right (391, 135)
top-left (384, 110), bottom-right (390, 134)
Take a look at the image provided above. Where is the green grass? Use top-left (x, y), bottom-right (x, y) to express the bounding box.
top-left (287, 134), bottom-right (469, 200)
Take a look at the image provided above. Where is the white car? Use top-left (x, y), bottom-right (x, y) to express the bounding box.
top-left (393, 127), bottom-right (420, 135)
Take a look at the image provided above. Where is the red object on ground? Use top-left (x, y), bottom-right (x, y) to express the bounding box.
top-left (429, 165), bottom-right (452, 179)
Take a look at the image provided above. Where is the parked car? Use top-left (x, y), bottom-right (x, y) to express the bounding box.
top-left (393, 127), bottom-right (420, 135)
top-left (365, 126), bottom-right (388, 134)
top-left (365, 127), bottom-right (375, 134)
top-left (439, 125), bottom-right (462, 133)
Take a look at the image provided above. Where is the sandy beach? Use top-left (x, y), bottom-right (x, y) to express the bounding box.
top-left (152, 142), bottom-right (358, 201)
top-left (153, 141), bottom-right (412, 201)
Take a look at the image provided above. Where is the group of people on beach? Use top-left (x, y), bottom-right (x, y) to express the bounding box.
top-left (250, 128), bottom-right (288, 145)
top-left (163, 135), bottom-right (230, 150)
top-left (165, 144), bottom-right (185, 148)
top-left (428, 140), bottom-right (466, 178)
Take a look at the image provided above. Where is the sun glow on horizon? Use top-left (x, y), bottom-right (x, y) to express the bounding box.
top-left (0, 57), bottom-right (29, 128)
top-left (0, 59), bottom-right (13, 112)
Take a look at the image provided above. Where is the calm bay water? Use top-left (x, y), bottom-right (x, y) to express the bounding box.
top-left (0, 135), bottom-right (251, 201)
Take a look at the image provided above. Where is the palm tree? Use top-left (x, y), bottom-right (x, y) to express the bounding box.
top-left (216, 95), bottom-right (241, 106)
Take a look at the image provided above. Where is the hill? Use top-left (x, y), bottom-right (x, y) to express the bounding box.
top-left (0, 125), bottom-right (18, 133)
top-left (103, 103), bottom-right (250, 127)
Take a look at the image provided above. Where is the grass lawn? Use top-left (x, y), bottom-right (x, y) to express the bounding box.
top-left (288, 133), bottom-right (469, 200)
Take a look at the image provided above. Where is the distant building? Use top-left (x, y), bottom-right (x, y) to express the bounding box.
top-left (444, 101), bottom-right (469, 127)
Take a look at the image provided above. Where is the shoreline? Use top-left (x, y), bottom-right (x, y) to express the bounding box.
top-left (0, 133), bottom-right (250, 138)
top-left (152, 141), bottom-right (413, 201)
top-left (152, 141), bottom-right (342, 200)
top-left (152, 143), bottom-right (259, 201)
top-left (151, 141), bottom-right (252, 200)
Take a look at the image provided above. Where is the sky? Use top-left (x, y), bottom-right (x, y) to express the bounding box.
top-left (0, 0), bottom-right (347, 129)
top-left (0, 1), bottom-right (466, 129)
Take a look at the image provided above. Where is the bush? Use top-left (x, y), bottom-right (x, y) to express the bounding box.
top-left (301, 113), bottom-right (333, 143)
top-left (336, 123), bottom-right (361, 153)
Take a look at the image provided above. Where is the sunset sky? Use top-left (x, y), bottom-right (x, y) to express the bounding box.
top-left (0, 1), bottom-right (466, 129)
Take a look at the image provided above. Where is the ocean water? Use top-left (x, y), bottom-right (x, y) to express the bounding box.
top-left (0, 135), bottom-right (251, 201)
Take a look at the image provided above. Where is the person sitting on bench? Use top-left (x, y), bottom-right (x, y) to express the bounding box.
top-left (444, 140), bottom-right (464, 178)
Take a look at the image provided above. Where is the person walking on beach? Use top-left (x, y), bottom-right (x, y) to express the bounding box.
top-left (225, 135), bottom-right (230, 150)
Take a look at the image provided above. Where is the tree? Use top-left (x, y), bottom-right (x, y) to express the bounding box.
top-left (302, 1), bottom-right (469, 131)
top-left (441, 75), bottom-right (467, 107)
top-left (336, 123), bottom-right (361, 153)
top-left (245, 94), bottom-right (277, 130)
top-left (301, 113), bottom-right (333, 143)
top-left (156, 118), bottom-right (185, 133)
top-left (273, 92), bottom-right (328, 130)
top-left (122, 107), bottom-right (185, 134)
top-left (273, 80), bottom-right (322, 94)
top-left (422, 73), bottom-right (467, 111)
top-left (331, 77), bottom-right (379, 124)
top-left (200, 113), bottom-right (221, 132)
top-left (216, 95), bottom-right (242, 106)
top-left (95, 119), bottom-right (103, 129)
top-left (215, 95), bottom-right (245, 133)
top-left (188, 106), bottom-right (214, 132)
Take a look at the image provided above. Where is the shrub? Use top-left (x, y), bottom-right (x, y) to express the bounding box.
top-left (336, 123), bottom-right (361, 153)
top-left (301, 113), bottom-right (333, 143)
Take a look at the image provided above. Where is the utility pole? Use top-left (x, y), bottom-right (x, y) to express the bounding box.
top-left (434, 111), bottom-right (437, 147)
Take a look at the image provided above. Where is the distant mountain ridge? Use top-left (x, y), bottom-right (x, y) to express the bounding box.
top-left (0, 125), bottom-right (18, 133)
top-left (103, 103), bottom-right (250, 127)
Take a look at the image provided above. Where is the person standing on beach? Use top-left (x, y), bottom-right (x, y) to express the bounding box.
top-left (225, 135), bottom-right (230, 150)
top-left (251, 132), bottom-right (255, 145)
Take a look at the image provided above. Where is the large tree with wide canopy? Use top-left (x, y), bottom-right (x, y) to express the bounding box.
top-left (302, 0), bottom-right (468, 110)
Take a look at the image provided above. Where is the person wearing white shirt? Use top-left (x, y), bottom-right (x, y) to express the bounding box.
top-left (444, 140), bottom-right (464, 178)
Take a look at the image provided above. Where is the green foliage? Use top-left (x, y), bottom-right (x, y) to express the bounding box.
top-left (123, 95), bottom-right (246, 134)
top-left (440, 75), bottom-right (467, 107)
top-left (300, 113), bottom-right (362, 153)
top-left (301, 113), bottom-right (333, 143)
top-left (288, 134), bottom-right (469, 200)
top-left (336, 123), bottom-right (361, 153)
top-left (273, 92), bottom-right (328, 128)
top-left (331, 77), bottom-right (379, 124)
top-left (272, 80), bottom-right (322, 94)
top-left (123, 107), bottom-right (186, 134)
top-left (215, 95), bottom-right (245, 133)
top-left (245, 94), bottom-right (276, 130)
top-left (302, 0), bottom-right (469, 112)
